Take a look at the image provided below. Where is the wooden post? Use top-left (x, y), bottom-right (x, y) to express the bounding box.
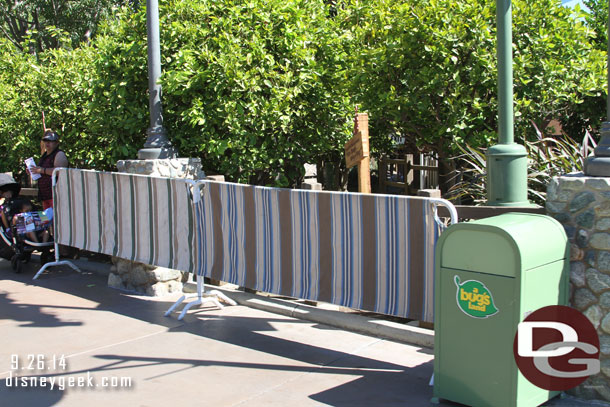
top-left (404, 154), bottom-right (410, 195)
top-left (379, 156), bottom-right (387, 193)
top-left (356, 114), bottom-right (371, 194)
top-left (344, 112), bottom-right (371, 193)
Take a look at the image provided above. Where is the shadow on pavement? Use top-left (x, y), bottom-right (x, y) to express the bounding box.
top-left (1, 257), bottom-right (439, 406)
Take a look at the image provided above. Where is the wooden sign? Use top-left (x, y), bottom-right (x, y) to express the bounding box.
top-left (345, 112), bottom-right (371, 193)
top-left (345, 131), bottom-right (368, 169)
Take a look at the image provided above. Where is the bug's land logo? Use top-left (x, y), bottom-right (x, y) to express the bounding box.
top-left (454, 276), bottom-right (498, 318)
top-left (513, 305), bottom-right (600, 391)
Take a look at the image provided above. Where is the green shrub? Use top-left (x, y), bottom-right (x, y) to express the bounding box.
top-left (0, 0), bottom-right (605, 192)
top-left (159, 0), bottom-right (353, 186)
top-left (446, 130), bottom-right (597, 206)
top-left (341, 0), bottom-right (606, 167)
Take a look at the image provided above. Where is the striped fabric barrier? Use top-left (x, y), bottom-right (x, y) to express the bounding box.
top-left (195, 181), bottom-right (454, 323)
top-left (53, 168), bottom-right (201, 274)
top-left (53, 169), bottom-right (456, 322)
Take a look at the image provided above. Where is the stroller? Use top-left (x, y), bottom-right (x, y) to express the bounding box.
top-left (0, 173), bottom-right (54, 273)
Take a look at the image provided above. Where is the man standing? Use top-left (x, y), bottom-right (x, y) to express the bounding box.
top-left (30, 130), bottom-right (69, 210)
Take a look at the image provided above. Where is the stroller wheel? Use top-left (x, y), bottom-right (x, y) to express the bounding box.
top-left (10, 254), bottom-right (22, 273)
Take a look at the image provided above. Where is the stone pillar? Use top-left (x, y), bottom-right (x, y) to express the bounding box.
top-left (107, 158), bottom-right (205, 296)
top-left (546, 173), bottom-right (610, 401)
top-left (300, 163), bottom-right (322, 190)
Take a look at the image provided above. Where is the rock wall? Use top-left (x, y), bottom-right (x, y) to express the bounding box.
top-left (546, 173), bottom-right (610, 401)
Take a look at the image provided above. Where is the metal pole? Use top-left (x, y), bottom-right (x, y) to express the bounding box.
top-left (138, 0), bottom-right (176, 159)
top-left (485, 0), bottom-right (529, 206)
top-left (497, 0), bottom-right (513, 145)
top-left (584, 0), bottom-right (610, 176)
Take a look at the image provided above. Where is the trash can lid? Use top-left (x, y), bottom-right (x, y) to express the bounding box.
top-left (437, 213), bottom-right (568, 277)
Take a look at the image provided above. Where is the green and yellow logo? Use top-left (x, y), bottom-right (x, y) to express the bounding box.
top-left (454, 276), bottom-right (499, 318)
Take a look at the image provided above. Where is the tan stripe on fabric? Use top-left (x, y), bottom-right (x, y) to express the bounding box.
top-left (209, 182), bottom-right (224, 281)
top-left (55, 169), bottom-right (66, 245)
top-left (174, 181), bottom-right (192, 272)
top-left (155, 177), bottom-right (171, 267)
top-left (54, 169), bottom-right (67, 245)
top-left (115, 174), bottom-right (124, 257)
top-left (171, 181), bottom-right (180, 270)
top-left (360, 195), bottom-right (377, 312)
top-left (151, 178), bottom-right (160, 266)
top-left (423, 201), bottom-right (436, 323)
top-left (68, 170), bottom-right (78, 247)
top-left (134, 177), bottom-right (150, 262)
top-left (85, 171), bottom-right (98, 253)
top-left (122, 174), bottom-right (133, 259)
top-left (81, 171), bottom-right (90, 251)
top-left (243, 186), bottom-right (257, 289)
top-left (99, 172), bottom-right (108, 254)
top-left (407, 198), bottom-right (425, 319)
top-left (278, 188), bottom-right (293, 298)
top-left (317, 192), bottom-right (333, 303)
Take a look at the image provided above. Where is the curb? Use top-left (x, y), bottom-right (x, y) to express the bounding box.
top-left (205, 285), bottom-right (434, 349)
top-left (73, 259), bottom-right (434, 349)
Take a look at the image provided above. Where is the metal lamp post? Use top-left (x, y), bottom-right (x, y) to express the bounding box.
top-left (584, 0), bottom-right (610, 177)
top-left (486, 0), bottom-right (530, 206)
top-left (138, 0), bottom-right (176, 160)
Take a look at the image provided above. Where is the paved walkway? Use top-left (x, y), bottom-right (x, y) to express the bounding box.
top-left (0, 257), bottom-right (604, 407)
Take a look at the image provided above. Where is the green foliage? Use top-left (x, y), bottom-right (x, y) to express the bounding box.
top-left (446, 130), bottom-right (596, 206)
top-left (159, 0), bottom-right (353, 186)
top-left (583, 0), bottom-right (609, 50)
top-left (341, 0), bottom-right (606, 163)
top-left (0, 0), bottom-right (129, 53)
top-left (0, 8), bottom-right (149, 176)
top-left (0, 0), bottom-right (606, 192)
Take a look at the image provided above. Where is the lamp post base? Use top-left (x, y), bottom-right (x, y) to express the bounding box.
top-left (584, 121), bottom-right (610, 177)
top-left (138, 146), bottom-right (177, 160)
top-left (138, 125), bottom-right (177, 159)
top-left (584, 156), bottom-right (610, 177)
top-left (486, 143), bottom-right (530, 206)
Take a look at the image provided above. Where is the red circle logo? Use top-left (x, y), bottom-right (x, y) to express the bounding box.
top-left (513, 305), bottom-right (600, 391)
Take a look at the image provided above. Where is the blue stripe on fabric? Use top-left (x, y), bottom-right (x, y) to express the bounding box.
top-left (393, 196), bottom-right (399, 316)
top-left (230, 185), bottom-right (238, 284)
top-left (387, 197), bottom-right (394, 315)
top-left (343, 195), bottom-right (350, 306)
top-left (267, 190), bottom-right (273, 293)
top-left (295, 192), bottom-right (302, 298)
top-left (406, 199), bottom-right (413, 318)
top-left (261, 190), bottom-right (267, 291)
top-left (273, 190), bottom-right (279, 294)
top-left (303, 192), bottom-right (308, 298)
top-left (229, 185), bottom-right (236, 284)
top-left (421, 202), bottom-right (428, 321)
top-left (204, 187), bottom-right (213, 278)
top-left (341, 195), bottom-right (348, 306)
top-left (383, 197), bottom-right (390, 314)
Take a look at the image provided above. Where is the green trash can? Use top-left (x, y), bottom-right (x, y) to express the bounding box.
top-left (433, 213), bottom-right (569, 407)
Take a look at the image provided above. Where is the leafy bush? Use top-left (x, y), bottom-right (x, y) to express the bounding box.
top-left (0, 29), bottom-right (149, 177)
top-left (446, 130), bottom-right (597, 206)
top-left (0, 0), bottom-right (606, 192)
top-left (340, 0), bottom-right (606, 173)
top-left (159, 0), bottom-right (353, 186)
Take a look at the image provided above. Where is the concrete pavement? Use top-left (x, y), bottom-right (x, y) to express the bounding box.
top-left (0, 256), bottom-right (605, 407)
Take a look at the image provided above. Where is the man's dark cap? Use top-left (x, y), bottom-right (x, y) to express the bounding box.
top-left (42, 131), bottom-right (59, 141)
